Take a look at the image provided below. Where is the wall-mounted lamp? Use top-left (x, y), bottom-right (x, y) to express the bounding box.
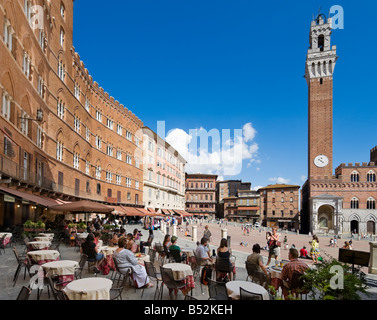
top-left (19, 108), bottom-right (44, 123)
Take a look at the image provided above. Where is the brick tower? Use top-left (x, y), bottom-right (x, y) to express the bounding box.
top-left (305, 14), bottom-right (338, 180)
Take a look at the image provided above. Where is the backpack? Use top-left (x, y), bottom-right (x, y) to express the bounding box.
top-left (201, 265), bottom-right (212, 286)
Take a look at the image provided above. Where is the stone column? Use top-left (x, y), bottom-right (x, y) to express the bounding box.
top-left (192, 226), bottom-right (197, 243)
top-left (369, 242), bottom-right (377, 275)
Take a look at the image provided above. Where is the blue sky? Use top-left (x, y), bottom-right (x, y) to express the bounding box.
top-left (73, 0), bottom-right (377, 189)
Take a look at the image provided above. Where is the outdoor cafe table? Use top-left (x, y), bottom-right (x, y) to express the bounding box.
top-left (226, 280), bottom-right (270, 300)
top-left (27, 250), bottom-right (60, 265)
top-left (181, 248), bottom-right (195, 264)
top-left (38, 233), bottom-right (54, 238)
top-left (41, 260), bottom-right (79, 287)
top-left (163, 263), bottom-right (195, 295)
top-left (27, 241), bottom-right (51, 251)
top-left (135, 253), bottom-right (150, 265)
top-left (34, 237), bottom-right (51, 242)
top-left (63, 277), bottom-right (113, 300)
top-left (0, 233), bottom-right (12, 246)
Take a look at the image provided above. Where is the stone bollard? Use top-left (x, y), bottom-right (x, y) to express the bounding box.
top-left (172, 224), bottom-right (177, 237)
top-left (221, 229), bottom-right (228, 240)
top-left (369, 242), bottom-right (377, 275)
top-left (161, 221), bottom-right (166, 235)
top-left (192, 226), bottom-right (197, 243)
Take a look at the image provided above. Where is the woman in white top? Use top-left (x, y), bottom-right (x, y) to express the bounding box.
top-left (113, 237), bottom-right (153, 289)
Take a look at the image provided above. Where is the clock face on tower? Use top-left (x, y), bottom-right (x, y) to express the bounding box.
top-left (314, 155), bottom-right (329, 168)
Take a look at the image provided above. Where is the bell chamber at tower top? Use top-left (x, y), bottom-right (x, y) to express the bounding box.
top-left (306, 13), bottom-right (338, 81)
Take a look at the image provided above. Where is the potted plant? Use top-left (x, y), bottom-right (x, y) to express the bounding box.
top-left (102, 224), bottom-right (115, 233)
top-left (23, 220), bottom-right (35, 232)
top-left (34, 220), bottom-right (46, 232)
top-left (77, 222), bottom-right (87, 233)
top-left (301, 256), bottom-right (369, 300)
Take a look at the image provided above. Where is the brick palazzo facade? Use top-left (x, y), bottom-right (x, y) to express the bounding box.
top-left (301, 14), bottom-right (377, 235)
top-left (0, 0), bottom-right (144, 227)
top-left (185, 173), bottom-right (217, 217)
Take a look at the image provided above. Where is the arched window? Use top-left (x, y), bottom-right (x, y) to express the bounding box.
top-left (351, 171), bottom-right (360, 182)
top-left (318, 35), bottom-right (325, 51)
top-left (351, 197), bottom-right (359, 209)
top-left (367, 198), bottom-right (376, 210)
top-left (367, 171), bottom-right (376, 182)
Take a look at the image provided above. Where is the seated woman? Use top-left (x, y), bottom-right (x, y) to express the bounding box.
top-left (216, 238), bottom-right (236, 281)
top-left (162, 234), bottom-right (171, 258)
top-left (110, 229), bottom-right (120, 247)
top-left (113, 237), bottom-right (154, 289)
top-left (168, 236), bottom-right (187, 263)
top-left (80, 233), bottom-right (104, 271)
top-left (140, 229), bottom-right (154, 254)
top-left (126, 233), bottom-right (139, 253)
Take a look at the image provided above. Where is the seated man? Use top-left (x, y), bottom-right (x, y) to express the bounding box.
top-left (299, 246), bottom-right (310, 259)
top-left (281, 248), bottom-right (309, 298)
top-left (195, 237), bottom-right (214, 266)
top-left (168, 236), bottom-right (187, 263)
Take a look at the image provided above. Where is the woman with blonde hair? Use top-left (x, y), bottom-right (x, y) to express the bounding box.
top-left (310, 235), bottom-right (320, 263)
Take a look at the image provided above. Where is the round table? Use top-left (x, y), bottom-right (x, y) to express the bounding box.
top-left (0, 232), bottom-right (12, 246)
top-left (63, 277), bottom-right (113, 300)
top-left (77, 233), bottom-right (88, 239)
top-left (226, 281), bottom-right (270, 300)
top-left (135, 253), bottom-right (150, 265)
top-left (34, 237), bottom-right (51, 242)
top-left (38, 233), bottom-right (54, 238)
top-left (163, 263), bottom-right (193, 280)
top-left (27, 241), bottom-right (51, 251)
top-left (42, 260), bottom-right (78, 287)
top-left (100, 246), bottom-right (117, 257)
top-left (163, 263), bottom-right (195, 295)
top-left (27, 250), bottom-right (60, 265)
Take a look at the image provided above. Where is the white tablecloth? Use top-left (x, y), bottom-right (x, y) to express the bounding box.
top-left (226, 281), bottom-right (270, 300)
top-left (27, 250), bottom-right (60, 263)
top-left (0, 232), bottom-right (12, 239)
top-left (42, 260), bottom-right (79, 276)
top-left (135, 253), bottom-right (150, 264)
top-left (163, 263), bottom-right (193, 280)
top-left (100, 246), bottom-right (117, 257)
top-left (38, 233), bottom-right (54, 238)
top-left (64, 278), bottom-right (113, 300)
top-left (34, 237), bottom-right (51, 242)
top-left (27, 241), bottom-right (51, 250)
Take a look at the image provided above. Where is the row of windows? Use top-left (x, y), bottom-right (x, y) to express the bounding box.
top-left (350, 199), bottom-right (376, 210)
top-left (186, 182), bottom-right (215, 189)
top-left (350, 172), bottom-right (376, 182)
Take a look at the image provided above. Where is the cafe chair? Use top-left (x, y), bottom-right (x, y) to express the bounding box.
top-left (207, 279), bottom-right (229, 300)
top-left (184, 295), bottom-right (198, 301)
top-left (16, 286), bottom-right (32, 300)
top-left (252, 270), bottom-right (270, 290)
top-left (191, 252), bottom-right (208, 294)
top-left (245, 261), bottom-right (258, 282)
top-left (112, 258), bottom-right (136, 292)
top-left (0, 235), bottom-right (7, 255)
top-left (46, 275), bottom-right (71, 300)
top-left (283, 271), bottom-right (309, 300)
top-left (148, 248), bottom-right (157, 265)
top-left (239, 287), bottom-right (263, 300)
top-left (159, 266), bottom-right (187, 300)
top-left (75, 254), bottom-right (88, 279)
top-left (142, 261), bottom-right (162, 299)
top-left (12, 247), bottom-right (32, 287)
top-left (215, 256), bottom-right (235, 282)
top-left (110, 276), bottom-right (128, 300)
top-left (169, 249), bottom-right (185, 263)
top-left (155, 243), bottom-right (165, 264)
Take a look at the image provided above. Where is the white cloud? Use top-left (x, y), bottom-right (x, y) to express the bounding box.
top-left (268, 177), bottom-right (291, 184)
top-left (301, 175), bottom-right (307, 182)
top-left (165, 123), bottom-right (259, 177)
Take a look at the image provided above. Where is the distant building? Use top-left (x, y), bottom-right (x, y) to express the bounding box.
top-left (259, 184), bottom-right (300, 230)
top-left (216, 180), bottom-right (251, 218)
top-left (142, 127), bottom-right (186, 214)
top-left (224, 190), bottom-right (261, 223)
top-left (185, 173), bottom-right (217, 218)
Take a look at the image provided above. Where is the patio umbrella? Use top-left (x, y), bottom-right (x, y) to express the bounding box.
top-left (49, 200), bottom-right (114, 214)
